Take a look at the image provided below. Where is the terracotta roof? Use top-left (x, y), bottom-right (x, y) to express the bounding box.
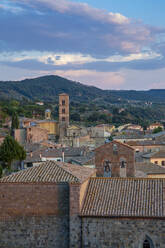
top-left (81, 178), bottom-right (165, 217)
top-left (0, 161), bottom-right (96, 183)
top-left (126, 140), bottom-right (165, 146)
top-left (135, 162), bottom-right (165, 176)
top-left (150, 150), bottom-right (165, 159)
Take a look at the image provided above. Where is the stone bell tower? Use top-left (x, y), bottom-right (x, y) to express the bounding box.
top-left (59, 93), bottom-right (69, 138)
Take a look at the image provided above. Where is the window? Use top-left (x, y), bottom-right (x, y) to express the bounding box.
top-left (161, 161), bottom-right (165, 166)
top-left (143, 236), bottom-right (154, 248)
top-left (113, 144), bottom-right (118, 155)
top-left (143, 240), bottom-right (150, 248)
top-left (62, 117), bottom-right (65, 122)
top-left (120, 160), bottom-right (126, 168)
top-left (103, 160), bottom-right (111, 177)
top-left (62, 100), bottom-right (65, 106)
top-left (62, 108), bottom-right (65, 114)
top-left (120, 158), bottom-right (127, 177)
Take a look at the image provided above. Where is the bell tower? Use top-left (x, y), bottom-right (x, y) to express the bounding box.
top-left (59, 93), bottom-right (69, 138)
top-left (45, 109), bottom-right (51, 120)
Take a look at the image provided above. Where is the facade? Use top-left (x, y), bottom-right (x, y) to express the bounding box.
top-left (150, 150), bottom-right (165, 166)
top-left (67, 125), bottom-right (82, 137)
top-left (147, 123), bottom-right (164, 131)
top-left (126, 140), bottom-right (165, 153)
top-left (26, 126), bottom-right (48, 143)
top-left (14, 126), bottom-right (48, 145)
top-left (37, 120), bottom-right (59, 135)
top-left (95, 140), bottom-right (135, 177)
top-left (126, 124), bottom-right (143, 131)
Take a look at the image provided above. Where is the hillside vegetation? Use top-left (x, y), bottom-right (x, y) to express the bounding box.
top-left (0, 75), bottom-right (165, 103)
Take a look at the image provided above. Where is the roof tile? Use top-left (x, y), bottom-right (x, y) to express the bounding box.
top-left (81, 178), bottom-right (165, 217)
top-left (0, 161), bottom-right (95, 183)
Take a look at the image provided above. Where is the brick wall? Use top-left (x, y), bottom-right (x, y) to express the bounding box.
top-left (0, 183), bottom-right (69, 248)
top-left (82, 218), bottom-right (165, 248)
top-left (95, 141), bottom-right (135, 177)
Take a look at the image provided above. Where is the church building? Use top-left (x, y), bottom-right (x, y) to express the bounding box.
top-left (0, 145), bottom-right (165, 248)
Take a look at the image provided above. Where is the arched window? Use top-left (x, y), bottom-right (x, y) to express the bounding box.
top-left (113, 144), bottom-right (118, 155)
top-left (119, 158), bottom-right (127, 177)
top-left (143, 239), bottom-right (150, 248)
top-left (143, 236), bottom-right (154, 248)
top-left (103, 160), bottom-right (111, 177)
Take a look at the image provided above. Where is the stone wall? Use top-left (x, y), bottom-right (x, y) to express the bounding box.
top-left (82, 217), bottom-right (165, 248)
top-left (27, 126), bottom-right (48, 143)
top-left (0, 215), bottom-right (69, 248)
top-left (0, 183), bottom-right (69, 248)
top-left (69, 180), bottom-right (90, 248)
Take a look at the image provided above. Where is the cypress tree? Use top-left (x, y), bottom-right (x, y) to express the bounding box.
top-left (11, 112), bottom-right (19, 136)
top-left (0, 136), bottom-right (26, 170)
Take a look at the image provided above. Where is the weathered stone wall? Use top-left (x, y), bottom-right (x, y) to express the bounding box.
top-left (69, 183), bottom-right (82, 248)
top-left (0, 215), bottom-right (69, 248)
top-left (82, 217), bottom-right (165, 248)
top-left (26, 126), bottom-right (48, 143)
top-left (69, 180), bottom-right (90, 248)
top-left (0, 183), bottom-right (69, 248)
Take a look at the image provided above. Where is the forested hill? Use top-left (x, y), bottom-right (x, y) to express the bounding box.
top-left (0, 75), bottom-right (165, 103)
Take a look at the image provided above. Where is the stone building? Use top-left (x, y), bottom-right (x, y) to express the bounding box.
top-left (95, 140), bottom-right (135, 177)
top-left (14, 126), bottom-right (48, 145)
top-left (0, 161), bottom-right (165, 248)
top-left (37, 120), bottom-right (59, 137)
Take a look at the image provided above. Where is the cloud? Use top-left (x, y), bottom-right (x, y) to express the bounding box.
top-left (0, 1), bottom-right (24, 14)
top-left (6, 0), bottom-right (163, 56)
top-left (14, 0), bottom-right (129, 24)
top-left (53, 69), bottom-right (125, 89)
top-left (0, 50), bottom-right (161, 66)
top-left (1, 0), bottom-right (165, 89)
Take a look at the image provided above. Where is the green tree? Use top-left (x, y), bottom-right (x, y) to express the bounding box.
top-left (0, 165), bottom-right (3, 178)
top-left (71, 113), bottom-right (81, 121)
top-left (11, 112), bottom-right (19, 136)
top-left (152, 126), bottom-right (163, 134)
top-left (0, 136), bottom-right (26, 170)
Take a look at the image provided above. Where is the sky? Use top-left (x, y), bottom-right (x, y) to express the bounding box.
top-left (0, 0), bottom-right (165, 90)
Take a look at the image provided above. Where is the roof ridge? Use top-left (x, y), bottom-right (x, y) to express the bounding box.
top-left (54, 161), bottom-right (80, 182)
top-left (90, 177), bottom-right (165, 180)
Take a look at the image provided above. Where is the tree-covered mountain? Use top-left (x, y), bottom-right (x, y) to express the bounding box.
top-left (0, 75), bottom-right (165, 103)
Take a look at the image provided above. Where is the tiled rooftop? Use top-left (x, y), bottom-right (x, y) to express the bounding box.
top-left (150, 150), bottom-right (165, 158)
top-left (135, 162), bottom-right (165, 176)
top-left (0, 161), bottom-right (95, 183)
top-left (126, 140), bottom-right (165, 146)
top-left (81, 178), bottom-right (165, 217)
